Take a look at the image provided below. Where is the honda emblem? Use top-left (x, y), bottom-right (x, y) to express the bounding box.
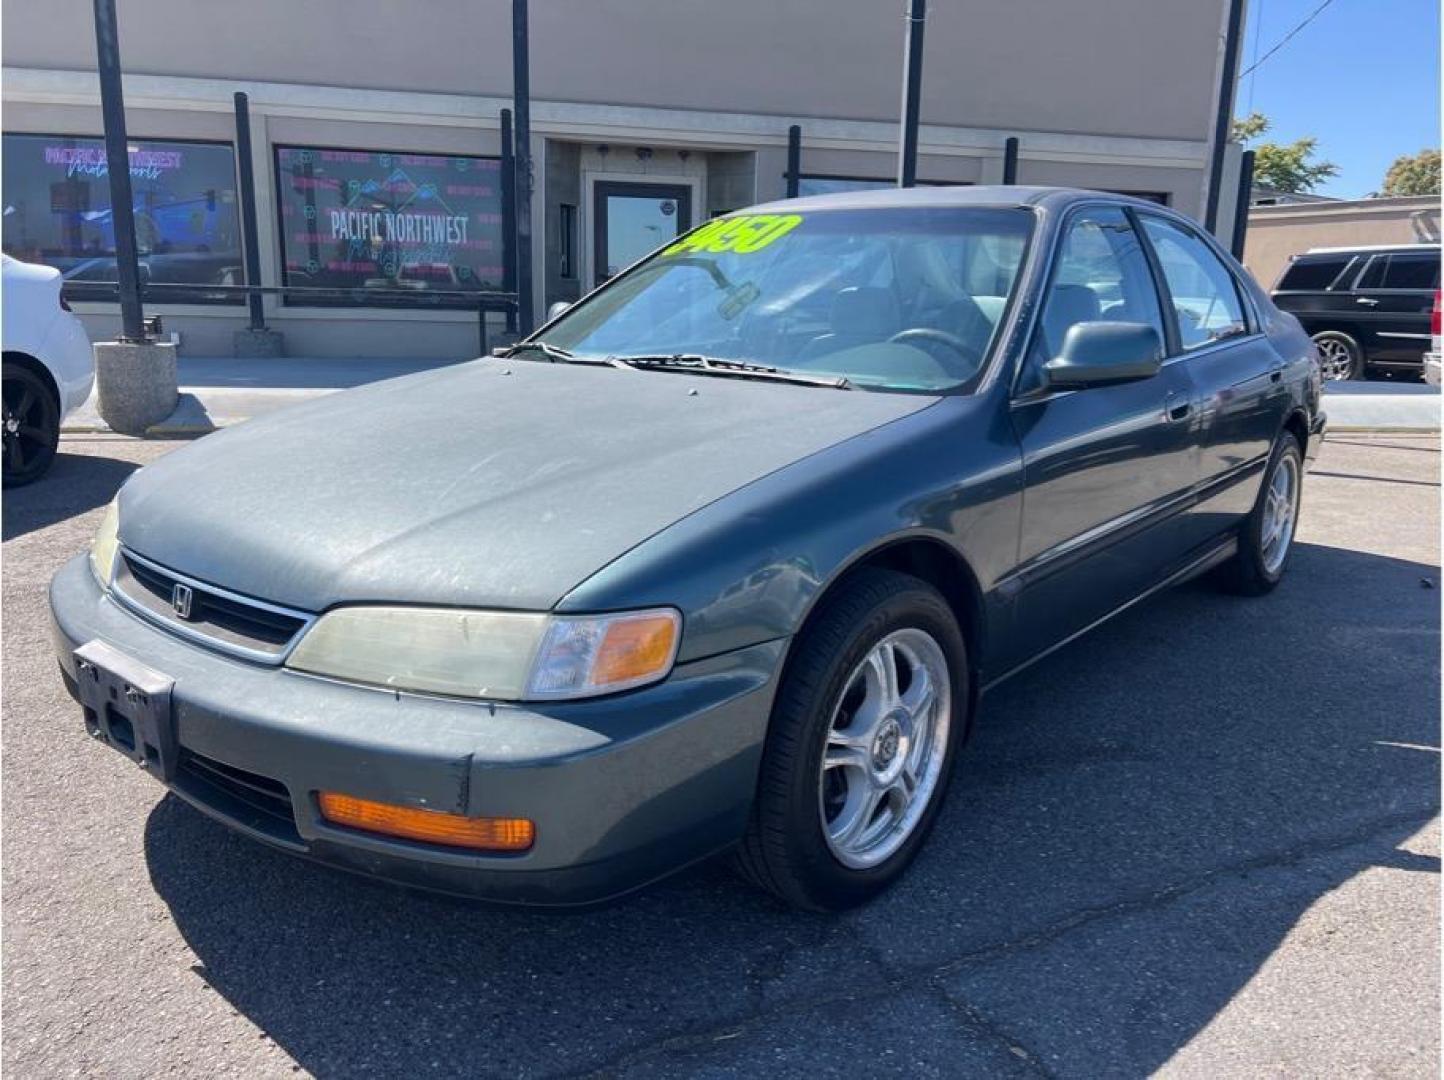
top-left (171, 583), bottom-right (194, 620)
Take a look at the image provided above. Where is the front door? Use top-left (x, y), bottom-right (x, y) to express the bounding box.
top-left (593, 182), bottom-right (693, 288)
top-left (1001, 206), bottom-right (1200, 668)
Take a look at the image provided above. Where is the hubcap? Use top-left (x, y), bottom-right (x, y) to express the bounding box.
top-left (1261, 452), bottom-right (1299, 574)
top-left (1314, 337), bottom-right (1354, 382)
top-left (818, 628), bottom-right (951, 870)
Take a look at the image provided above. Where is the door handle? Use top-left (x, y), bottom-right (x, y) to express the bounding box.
top-left (1165, 394), bottom-right (1192, 422)
top-left (1269, 365), bottom-right (1284, 383)
top-left (1356, 297), bottom-right (1379, 306)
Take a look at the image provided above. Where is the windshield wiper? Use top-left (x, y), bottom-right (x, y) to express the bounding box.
top-left (611, 354), bottom-right (851, 390)
top-left (496, 340), bottom-right (629, 368)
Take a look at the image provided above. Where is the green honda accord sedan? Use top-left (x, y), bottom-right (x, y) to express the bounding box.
top-left (51, 186), bottom-right (1324, 910)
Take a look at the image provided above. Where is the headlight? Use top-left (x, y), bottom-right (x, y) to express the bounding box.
top-left (286, 606), bottom-right (680, 701)
top-left (89, 498), bottom-right (121, 588)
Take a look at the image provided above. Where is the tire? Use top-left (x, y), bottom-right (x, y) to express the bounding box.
top-left (1216, 432), bottom-right (1303, 596)
top-left (733, 568), bottom-right (969, 911)
top-left (2, 361), bottom-right (60, 489)
top-left (1312, 330), bottom-right (1364, 382)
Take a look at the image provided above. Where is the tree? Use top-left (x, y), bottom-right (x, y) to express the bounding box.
top-left (1381, 150), bottom-right (1441, 197)
top-left (1231, 112), bottom-right (1340, 194)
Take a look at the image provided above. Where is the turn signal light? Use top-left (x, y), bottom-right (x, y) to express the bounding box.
top-left (317, 792), bottom-right (535, 852)
top-left (591, 613), bottom-right (679, 688)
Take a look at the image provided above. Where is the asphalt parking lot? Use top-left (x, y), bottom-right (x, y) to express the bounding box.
top-left (3, 433), bottom-right (1439, 1077)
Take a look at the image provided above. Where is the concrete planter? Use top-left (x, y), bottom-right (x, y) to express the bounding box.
top-left (93, 340), bottom-right (179, 436)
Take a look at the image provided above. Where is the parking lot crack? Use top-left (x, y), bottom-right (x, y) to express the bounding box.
top-left (565, 808), bottom-right (1437, 1078)
top-left (920, 806), bottom-right (1440, 982)
top-left (929, 980), bottom-right (1059, 1079)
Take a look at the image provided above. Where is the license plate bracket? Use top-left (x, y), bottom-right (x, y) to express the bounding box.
top-left (73, 639), bottom-right (178, 781)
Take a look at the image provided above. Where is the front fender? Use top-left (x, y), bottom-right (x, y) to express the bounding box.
top-left (558, 393), bottom-right (1024, 665)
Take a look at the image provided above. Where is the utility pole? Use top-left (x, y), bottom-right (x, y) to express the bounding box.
top-left (1204, 0), bottom-right (1245, 232)
top-left (512, 0), bottom-right (535, 334)
top-left (896, 0), bottom-right (926, 187)
top-left (92, 0), bottom-right (144, 341)
top-left (88, 0), bottom-right (179, 434)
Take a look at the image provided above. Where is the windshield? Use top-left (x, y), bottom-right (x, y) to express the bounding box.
top-left (538, 206), bottom-right (1034, 392)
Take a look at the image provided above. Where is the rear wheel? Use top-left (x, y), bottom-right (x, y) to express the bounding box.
top-left (2, 361), bottom-right (59, 488)
top-left (1217, 431), bottom-right (1303, 596)
top-left (1312, 331), bottom-right (1363, 382)
top-left (733, 568), bottom-right (968, 911)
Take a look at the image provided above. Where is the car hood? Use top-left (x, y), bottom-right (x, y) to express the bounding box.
top-left (119, 359), bottom-right (936, 613)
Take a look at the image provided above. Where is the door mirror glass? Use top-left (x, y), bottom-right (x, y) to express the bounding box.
top-left (546, 300), bottom-right (572, 323)
top-left (1043, 321), bottom-right (1162, 389)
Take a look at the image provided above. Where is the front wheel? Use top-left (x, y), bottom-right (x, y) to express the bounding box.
top-left (2, 362), bottom-right (60, 488)
top-left (1217, 431), bottom-right (1303, 595)
top-left (733, 568), bottom-right (968, 911)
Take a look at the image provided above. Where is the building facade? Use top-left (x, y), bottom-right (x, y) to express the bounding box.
top-left (1245, 195), bottom-right (1443, 289)
top-left (2, 0), bottom-right (1244, 358)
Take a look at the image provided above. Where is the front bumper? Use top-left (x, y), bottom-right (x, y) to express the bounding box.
top-left (50, 554), bottom-right (781, 905)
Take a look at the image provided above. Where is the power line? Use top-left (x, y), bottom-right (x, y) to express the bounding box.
top-left (1245, 0), bottom-right (1266, 114)
top-left (1237, 0), bottom-right (1340, 82)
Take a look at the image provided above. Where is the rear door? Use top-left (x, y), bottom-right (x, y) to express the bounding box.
top-left (1269, 252), bottom-right (1357, 334)
top-left (1002, 205), bottom-right (1199, 667)
top-left (1350, 250), bottom-right (1440, 364)
top-left (1137, 212), bottom-right (1286, 542)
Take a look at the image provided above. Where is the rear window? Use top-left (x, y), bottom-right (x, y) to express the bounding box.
top-left (1276, 257), bottom-right (1349, 291)
top-left (1381, 252), bottom-right (1441, 290)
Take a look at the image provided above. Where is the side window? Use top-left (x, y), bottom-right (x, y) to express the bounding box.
top-left (1380, 252), bottom-right (1441, 290)
top-left (1038, 207), bottom-right (1165, 361)
top-left (1354, 255), bottom-right (1386, 290)
top-left (1140, 216), bottom-right (1249, 350)
top-left (1276, 256), bottom-right (1350, 291)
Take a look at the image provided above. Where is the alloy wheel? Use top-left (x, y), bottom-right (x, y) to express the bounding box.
top-left (1, 376), bottom-right (54, 481)
top-left (818, 628), bottom-right (951, 869)
top-left (1261, 451), bottom-right (1299, 574)
top-left (1314, 337), bottom-right (1356, 382)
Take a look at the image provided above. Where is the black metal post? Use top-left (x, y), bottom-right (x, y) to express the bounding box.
top-left (92, 0), bottom-right (145, 341)
top-left (232, 92), bottom-right (266, 331)
top-left (511, 0), bottom-right (535, 334)
top-left (1204, 0), bottom-right (1245, 232)
top-left (499, 108), bottom-right (518, 333)
top-left (896, 0), bottom-right (925, 188)
top-left (1230, 149), bottom-right (1256, 261)
top-left (785, 124), bottom-right (802, 198)
top-left (1002, 137), bottom-right (1019, 185)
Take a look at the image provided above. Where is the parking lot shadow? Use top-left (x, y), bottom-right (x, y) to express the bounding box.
top-left (2, 444), bottom-right (140, 542)
top-left (144, 540), bottom-right (1440, 1077)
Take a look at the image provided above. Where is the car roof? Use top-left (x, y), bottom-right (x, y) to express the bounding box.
top-left (743, 184), bottom-right (1163, 215)
top-left (1298, 243), bottom-right (1440, 257)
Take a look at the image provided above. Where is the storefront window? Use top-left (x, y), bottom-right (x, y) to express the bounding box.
top-left (274, 146), bottom-right (504, 307)
top-left (795, 176), bottom-right (967, 197)
top-left (1, 133), bottom-right (243, 302)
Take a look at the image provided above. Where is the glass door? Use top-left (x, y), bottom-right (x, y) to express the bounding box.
top-left (593, 181), bottom-right (692, 287)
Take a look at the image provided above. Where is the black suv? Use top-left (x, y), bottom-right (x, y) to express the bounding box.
top-left (1271, 244), bottom-right (1441, 380)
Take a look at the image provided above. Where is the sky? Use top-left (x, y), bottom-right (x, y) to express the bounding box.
top-left (1236, 0), bottom-right (1440, 198)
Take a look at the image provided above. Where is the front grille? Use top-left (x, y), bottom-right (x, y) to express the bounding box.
top-left (175, 749), bottom-right (302, 846)
top-left (112, 550), bottom-right (312, 662)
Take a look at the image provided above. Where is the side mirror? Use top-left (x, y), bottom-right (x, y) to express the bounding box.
top-left (1042, 321), bottom-right (1162, 390)
top-left (545, 300), bottom-right (572, 323)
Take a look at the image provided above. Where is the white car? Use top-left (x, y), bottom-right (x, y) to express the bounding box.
top-left (2, 254), bottom-right (94, 486)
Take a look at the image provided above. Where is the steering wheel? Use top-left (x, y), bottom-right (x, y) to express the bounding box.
top-left (886, 328), bottom-right (984, 379)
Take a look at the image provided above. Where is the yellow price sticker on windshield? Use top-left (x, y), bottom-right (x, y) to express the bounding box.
top-left (665, 213), bottom-right (803, 256)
